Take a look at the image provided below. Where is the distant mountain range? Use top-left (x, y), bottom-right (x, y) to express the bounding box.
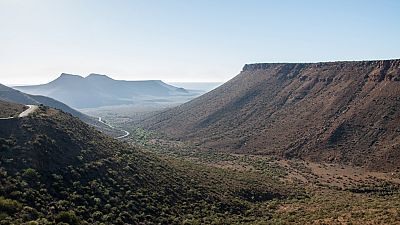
top-left (14, 73), bottom-right (195, 109)
top-left (138, 59), bottom-right (400, 171)
top-left (0, 83), bottom-right (124, 137)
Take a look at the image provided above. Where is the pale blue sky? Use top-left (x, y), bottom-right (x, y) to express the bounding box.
top-left (0, 0), bottom-right (399, 85)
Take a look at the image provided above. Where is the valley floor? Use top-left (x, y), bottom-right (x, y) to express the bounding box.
top-left (122, 127), bottom-right (400, 224)
top-left (71, 108), bottom-right (400, 223)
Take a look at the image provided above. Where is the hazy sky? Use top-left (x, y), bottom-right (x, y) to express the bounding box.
top-left (0, 0), bottom-right (399, 85)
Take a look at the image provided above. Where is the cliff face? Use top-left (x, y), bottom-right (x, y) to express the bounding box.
top-left (242, 60), bottom-right (400, 81)
top-left (139, 59), bottom-right (400, 171)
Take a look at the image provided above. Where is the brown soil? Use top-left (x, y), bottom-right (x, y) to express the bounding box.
top-left (276, 159), bottom-right (400, 189)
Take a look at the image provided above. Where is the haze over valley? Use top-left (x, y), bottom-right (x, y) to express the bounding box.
top-left (14, 73), bottom-right (200, 109)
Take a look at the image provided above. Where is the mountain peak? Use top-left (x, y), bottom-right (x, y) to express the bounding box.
top-left (45, 73), bottom-right (85, 86)
top-left (58, 73), bottom-right (84, 80)
top-left (86, 73), bottom-right (114, 80)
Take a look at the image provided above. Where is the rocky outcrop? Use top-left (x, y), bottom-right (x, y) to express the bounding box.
top-left (243, 60), bottom-right (400, 82)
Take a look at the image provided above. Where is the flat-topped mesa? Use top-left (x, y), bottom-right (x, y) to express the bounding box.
top-left (139, 59), bottom-right (400, 171)
top-left (242, 63), bottom-right (290, 71)
top-left (242, 59), bottom-right (400, 82)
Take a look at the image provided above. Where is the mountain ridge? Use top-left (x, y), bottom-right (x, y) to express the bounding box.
top-left (15, 73), bottom-right (193, 108)
top-left (137, 59), bottom-right (400, 171)
top-left (0, 83), bottom-right (125, 137)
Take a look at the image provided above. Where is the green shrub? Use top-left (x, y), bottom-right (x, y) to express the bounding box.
top-left (22, 168), bottom-right (39, 179)
top-left (54, 211), bottom-right (80, 225)
top-left (0, 197), bottom-right (22, 213)
top-left (0, 212), bottom-right (9, 220)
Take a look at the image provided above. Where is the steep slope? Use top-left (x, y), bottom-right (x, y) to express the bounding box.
top-left (138, 59), bottom-right (400, 171)
top-left (0, 104), bottom-right (295, 224)
top-left (0, 83), bottom-right (89, 118)
top-left (0, 100), bottom-right (26, 118)
top-left (0, 83), bottom-right (124, 137)
top-left (15, 73), bottom-right (191, 108)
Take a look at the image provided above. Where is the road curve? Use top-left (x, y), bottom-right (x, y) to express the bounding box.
top-left (117, 130), bottom-right (130, 139)
top-left (98, 117), bottom-right (130, 139)
top-left (0, 105), bottom-right (38, 120)
top-left (19, 105), bottom-right (38, 117)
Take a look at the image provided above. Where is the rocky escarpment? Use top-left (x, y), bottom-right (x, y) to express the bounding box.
top-left (138, 59), bottom-right (400, 171)
top-left (242, 60), bottom-right (400, 81)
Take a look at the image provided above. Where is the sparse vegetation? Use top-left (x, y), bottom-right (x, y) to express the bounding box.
top-left (1, 95), bottom-right (400, 224)
top-left (0, 106), bottom-right (302, 224)
top-left (126, 126), bottom-right (400, 224)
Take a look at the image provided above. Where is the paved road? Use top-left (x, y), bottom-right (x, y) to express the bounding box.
top-left (0, 116), bottom-right (14, 120)
top-left (98, 117), bottom-right (130, 139)
top-left (19, 105), bottom-right (38, 117)
top-left (0, 105), bottom-right (38, 120)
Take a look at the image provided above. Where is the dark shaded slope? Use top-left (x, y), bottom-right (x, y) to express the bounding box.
top-left (0, 105), bottom-right (296, 224)
top-left (0, 83), bottom-right (39, 104)
top-left (0, 83), bottom-right (87, 119)
top-left (0, 83), bottom-right (124, 137)
top-left (138, 60), bottom-right (400, 171)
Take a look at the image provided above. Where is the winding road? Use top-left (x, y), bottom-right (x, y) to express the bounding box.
top-left (19, 105), bottom-right (38, 117)
top-left (98, 117), bottom-right (130, 139)
top-left (0, 104), bottom-right (38, 120)
top-left (0, 106), bottom-right (129, 139)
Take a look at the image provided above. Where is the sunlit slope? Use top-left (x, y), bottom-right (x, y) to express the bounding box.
top-left (139, 60), bottom-right (400, 170)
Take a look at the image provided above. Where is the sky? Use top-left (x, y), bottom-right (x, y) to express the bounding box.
top-left (0, 0), bottom-right (399, 85)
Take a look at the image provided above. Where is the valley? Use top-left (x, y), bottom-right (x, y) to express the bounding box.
top-left (97, 117), bottom-right (130, 139)
top-left (0, 104), bottom-right (305, 224)
top-left (1, 60), bottom-right (400, 224)
top-left (119, 125), bottom-right (400, 224)
top-left (2, 1), bottom-right (399, 224)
